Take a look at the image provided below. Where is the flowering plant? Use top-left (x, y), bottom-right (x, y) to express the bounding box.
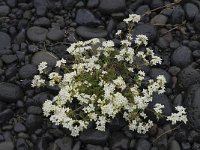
top-left (32, 14), bottom-right (187, 136)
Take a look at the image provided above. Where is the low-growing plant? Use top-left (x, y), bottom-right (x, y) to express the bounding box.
top-left (32, 14), bottom-right (187, 137)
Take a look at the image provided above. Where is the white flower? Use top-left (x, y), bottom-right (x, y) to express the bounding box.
top-left (154, 103), bottom-right (164, 114)
top-left (135, 34), bottom-right (148, 46)
top-left (102, 40), bottom-right (114, 47)
top-left (116, 30), bottom-right (122, 36)
top-left (38, 61), bottom-right (47, 74)
top-left (31, 75), bottom-right (45, 87)
top-left (166, 106), bottom-right (187, 125)
top-left (121, 40), bottom-right (131, 46)
top-left (56, 58), bottom-right (66, 67)
top-left (123, 14), bottom-right (141, 24)
top-left (113, 76), bottom-right (126, 91)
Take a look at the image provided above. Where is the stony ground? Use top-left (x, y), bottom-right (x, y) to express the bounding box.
top-left (1, 0), bottom-right (200, 149)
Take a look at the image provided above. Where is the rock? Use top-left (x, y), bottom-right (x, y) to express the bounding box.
top-left (193, 50), bottom-right (200, 58)
top-left (149, 68), bottom-right (171, 84)
top-left (76, 26), bottom-right (107, 39)
top-left (151, 14), bottom-right (168, 25)
top-left (147, 94), bottom-right (172, 123)
top-left (76, 9), bottom-right (100, 26)
top-left (72, 141), bottom-right (81, 150)
top-left (25, 115), bottom-right (43, 132)
top-left (188, 41), bottom-right (200, 50)
top-left (171, 46), bottom-right (193, 68)
top-left (169, 140), bottom-right (181, 150)
top-left (0, 109), bottom-right (14, 124)
top-left (0, 32), bottom-right (11, 50)
top-left (110, 132), bottom-right (129, 150)
top-left (170, 41), bottom-right (180, 49)
top-left (0, 5), bottom-right (10, 17)
top-left (16, 138), bottom-right (29, 150)
top-left (6, 0), bottom-right (16, 8)
top-left (194, 13), bottom-right (200, 31)
top-left (181, 142), bottom-right (191, 150)
top-left (87, 0), bottom-right (99, 8)
top-left (55, 137), bottom-right (73, 150)
top-left (27, 26), bottom-right (48, 42)
top-left (1, 55), bottom-right (17, 64)
top-left (136, 139), bottom-right (151, 150)
top-left (184, 3), bottom-right (199, 21)
top-left (31, 51), bottom-right (58, 67)
top-left (156, 37), bottom-right (169, 49)
top-left (0, 142), bottom-right (14, 150)
top-left (34, 17), bottom-right (51, 27)
top-left (168, 66), bottom-right (181, 76)
top-left (14, 123), bottom-right (26, 133)
top-left (173, 94), bottom-right (183, 106)
top-left (80, 129), bottom-right (109, 146)
top-left (62, 0), bottom-right (78, 9)
top-left (35, 137), bottom-right (48, 150)
top-left (0, 82), bottom-right (23, 103)
top-left (99, 0), bottom-right (126, 14)
top-left (34, 0), bottom-right (48, 16)
top-left (135, 5), bottom-right (150, 22)
top-left (47, 28), bottom-right (64, 41)
top-left (178, 67), bottom-right (200, 89)
top-left (86, 144), bottom-right (103, 150)
top-left (27, 106), bottom-right (42, 115)
top-left (132, 24), bottom-right (157, 42)
top-left (171, 6), bottom-right (185, 24)
top-left (18, 64), bottom-right (38, 79)
top-left (26, 92), bottom-right (54, 107)
top-left (109, 114), bottom-right (126, 131)
top-left (150, 0), bottom-right (164, 9)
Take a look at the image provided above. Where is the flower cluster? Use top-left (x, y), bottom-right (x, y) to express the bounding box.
top-left (32, 14), bottom-right (187, 137)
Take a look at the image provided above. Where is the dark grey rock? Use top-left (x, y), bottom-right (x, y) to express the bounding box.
top-left (110, 132), bottom-right (129, 150)
top-left (6, 0), bottom-right (16, 7)
top-left (72, 141), bottom-right (81, 150)
top-left (31, 51), bottom-right (58, 67)
top-left (156, 37), bottom-right (169, 49)
top-left (150, 0), bottom-right (164, 9)
top-left (135, 5), bottom-right (150, 22)
top-left (26, 92), bottom-right (54, 107)
top-left (86, 144), bottom-right (103, 150)
top-left (76, 9), bottom-right (100, 26)
top-left (184, 3), bottom-right (199, 21)
top-left (0, 82), bottom-right (23, 103)
top-left (25, 115), bottom-right (43, 132)
top-left (55, 137), bottom-right (72, 150)
top-left (109, 114), bottom-right (126, 131)
top-left (76, 26), bottom-right (107, 39)
top-left (0, 109), bottom-right (14, 124)
top-left (47, 28), bottom-right (64, 41)
top-left (193, 50), bottom-right (200, 58)
top-left (169, 140), bottom-right (181, 150)
top-left (99, 0), bottom-right (126, 14)
top-left (27, 106), bottom-right (42, 115)
top-left (87, 0), bottom-right (99, 8)
top-left (168, 66), bottom-right (181, 76)
top-left (170, 41), bottom-right (180, 49)
top-left (171, 6), bottom-right (185, 24)
top-left (27, 26), bottom-right (48, 42)
top-left (1, 55), bottom-right (17, 64)
top-left (0, 5), bottom-right (10, 17)
top-left (188, 41), bottom-right (200, 50)
top-left (171, 46), bottom-right (193, 68)
top-left (194, 13), bottom-right (200, 31)
top-left (18, 64), bottom-right (37, 79)
top-left (132, 24), bottom-right (157, 42)
top-left (14, 123), bottom-right (26, 133)
top-left (151, 14), bottom-right (168, 25)
top-left (173, 94), bottom-right (183, 106)
top-left (181, 142), bottom-right (191, 150)
top-left (147, 94), bottom-right (172, 123)
top-left (62, 0), bottom-right (78, 9)
top-left (34, 0), bottom-right (48, 16)
top-left (178, 67), bottom-right (200, 89)
top-left (0, 142), bottom-right (14, 150)
top-left (16, 138), bottom-right (29, 150)
top-left (149, 68), bottom-right (171, 84)
top-left (0, 32), bottom-right (11, 50)
top-left (34, 17), bottom-right (51, 27)
top-left (80, 129), bottom-right (109, 146)
top-left (136, 139), bottom-right (151, 150)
